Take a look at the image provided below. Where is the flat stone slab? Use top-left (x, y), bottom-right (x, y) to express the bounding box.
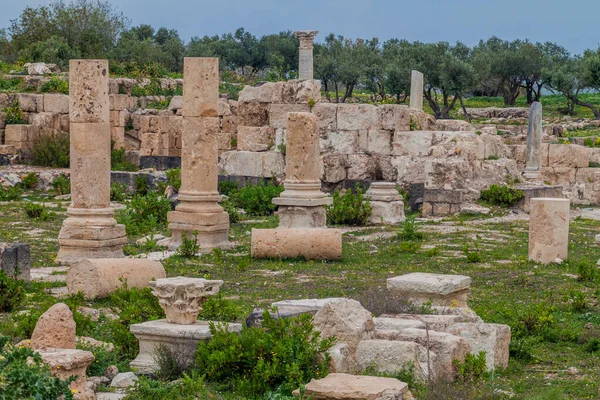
top-left (130, 319), bottom-right (240, 339)
top-left (388, 273), bottom-right (471, 295)
top-left (271, 298), bottom-right (346, 314)
top-left (294, 373), bottom-right (410, 400)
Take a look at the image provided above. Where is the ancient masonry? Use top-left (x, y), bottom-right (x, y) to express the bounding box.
top-left (56, 59), bottom-right (126, 264)
top-left (167, 57), bottom-right (231, 250)
top-left (528, 197), bottom-right (570, 264)
top-left (524, 101), bottom-right (543, 179)
top-left (294, 30), bottom-right (318, 80)
top-left (409, 70), bottom-right (424, 111)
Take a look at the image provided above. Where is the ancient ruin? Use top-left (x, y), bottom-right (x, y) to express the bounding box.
top-left (410, 70), bottom-right (424, 111)
top-left (294, 30), bottom-right (318, 80)
top-left (529, 197), bottom-right (571, 263)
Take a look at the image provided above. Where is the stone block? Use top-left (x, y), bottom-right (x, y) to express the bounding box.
top-left (346, 154), bottom-right (376, 180)
top-left (109, 94), bottom-right (132, 111)
top-left (38, 348), bottom-right (95, 397)
top-left (392, 131), bottom-right (433, 156)
top-left (368, 200), bottom-right (405, 225)
top-left (320, 131), bottom-right (358, 154)
top-left (238, 102), bottom-right (270, 126)
top-left (294, 373), bottom-right (411, 400)
top-left (70, 60), bottom-right (109, 123)
top-left (548, 144), bottom-right (589, 168)
top-left (238, 82), bottom-right (283, 103)
top-left (182, 57), bottom-right (218, 117)
top-left (111, 126), bottom-right (125, 149)
top-left (313, 299), bottom-right (374, 352)
top-left (337, 104), bottom-right (378, 130)
top-left (367, 129), bottom-right (392, 155)
top-left (67, 258), bottom-right (166, 299)
top-left (387, 273), bottom-right (471, 307)
top-left (271, 298), bottom-right (345, 315)
top-left (378, 104), bottom-right (411, 131)
top-left (281, 80), bottom-right (321, 104)
top-left (251, 228), bottom-right (342, 260)
top-left (313, 102), bottom-right (337, 131)
top-left (321, 154), bottom-right (347, 183)
top-left (355, 340), bottom-right (434, 380)
top-left (43, 93), bottom-right (69, 114)
top-left (17, 93), bottom-right (42, 112)
top-left (0, 242), bottom-right (30, 282)
top-left (218, 151), bottom-right (285, 178)
top-left (31, 303), bottom-right (76, 350)
top-left (423, 189), bottom-right (463, 204)
top-left (443, 323), bottom-right (511, 370)
top-left (5, 124), bottom-right (38, 143)
top-left (0, 145), bottom-right (16, 155)
top-left (528, 198), bottom-right (570, 263)
top-left (220, 115), bottom-right (237, 134)
top-left (268, 103), bottom-right (310, 128)
top-left (237, 125), bottom-right (275, 151)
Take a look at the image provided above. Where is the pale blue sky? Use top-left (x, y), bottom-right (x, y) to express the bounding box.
top-left (1, 0), bottom-right (598, 54)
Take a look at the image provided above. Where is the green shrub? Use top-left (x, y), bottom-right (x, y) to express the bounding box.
top-left (40, 77), bottom-right (69, 94)
top-left (0, 185), bottom-right (22, 201)
top-left (110, 182), bottom-right (129, 202)
top-left (21, 172), bottom-right (39, 190)
top-left (506, 302), bottom-right (555, 338)
top-left (116, 190), bottom-right (171, 236)
top-left (566, 289), bottom-right (587, 312)
top-left (479, 184), bottom-right (525, 207)
top-left (0, 336), bottom-right (75, 399)
top-left (576, 261), bottom-right (597, 282)
top-left (221, 199), bottom-right (242, 223)
top-left (111, 147), bottom-right (138, 172)
top-left (165, 168), bottom-right (181, 190)
top-left (0, 77), bottom-right (24, 92)
top-left (0, 271), bottom-right (25, 312)
top-left (24, 202), bottom-right (51, 220)
top-left (453, 351), bottom-right (487, 383)
top-left (396, 216), bottom-right (424, 241)
top-left (198, 294), bottom-right (250, 323)
top-left (232, 180), bottom-right (284, 217)
top-left (124, 373), bottom-right (213, 400)
top-left (195, 311), bottom-right (334, 397)
top-left (326, 184), bottom-right (371, 226)
top-left (177, 231), bottom-right (200, 258)
top-left (218, 180), bottom-right (239, 197)
top-left (31, 132), bottom-right (70, 168)
top-left (52, 174), bottom-right (70, 195)
top-left (3, 99), bottom-right (28, 124)
top-left (135, 174), bottom-right (148, 195)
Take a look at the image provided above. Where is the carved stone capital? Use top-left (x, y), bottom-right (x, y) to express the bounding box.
top-left (294, 30), bottom-right (319, 50)
top-left (149, 277), bottom-right (223, 324)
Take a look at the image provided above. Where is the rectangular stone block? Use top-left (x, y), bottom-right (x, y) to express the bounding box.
top-left (337, 104), bottom-right (378, 130)
top-left (218, 151), bottom-right (284, 178)
top-left (182, 57), bottom-right (219, 117)
top-left (548, 144), bottom-right (589, 168)
top-left (17, 93), bottom-right (42, 112)
top-left (43, 93), bottom-right (69, 114)
top-left (313, 102), bottom-right (337, 131)
top-left (367, 129), bottom-right (392, 155)
top-left (109, 94), bottom-right (132, 111)
top-left (423, 189), bottom-right (463, 204)
top-left (320, 131), bottom-right (358, 154)
top-left (387, 272), bottom-right (471, 307)
top-left (378, 104), bottom-right (411, 131)
top-left (268, 103), bottom-right (310, 129)
top-left (111, 126), bottom-right (125, 149)
top-left (237, 125), bottom-right (274, 152)
top-left (392, 131), bottom-right (433, 156)
top-left (238, 102), bottom-right (269, 127)
top-left (0, 242), bottom-right (30, 282)
top-left (0, 145), bottom-right (16, 155)
top-left (70, 60), bottom-right (109, 123)
top-left (5, 124), bottom-right (39, 144)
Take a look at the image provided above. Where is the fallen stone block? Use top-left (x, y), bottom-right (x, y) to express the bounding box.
top-left (313, 299), bottom-right (375, 352)
top-left (293, 373), bottom-right (412, 400)
top-left (251, 228), bottom-right (342, 260)
top-left (355, 339), bottom-right (435, 380)
top-left (66, 258), bottom-right (166, 299)
top-left (442, 323), bottom-right (511, 370)
top-left (0, 242), bottom-right (30, 282)
top-left (387, 273), bottom-right (472, 307)
top-left (38, 348), bottom-right (95, 399)
top-left (31, 303), bottom-right (76, 350)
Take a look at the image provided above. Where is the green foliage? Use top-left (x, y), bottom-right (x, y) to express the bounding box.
top-left (198, 294), bottom-right (250, 323)
top-left (111, 147), bottom-right (138, 171)
top-left (31, 132), bottom-right (70, 168)
top-left (165, 168), bottom-right (181, 190)
top-left (231, 180), bottom-right (284, 217)
top-left (453, 351), bottom-right (487, 383)
top-left (0, 272), bottom-right (25, 312)
top-left (177, 231), bottom-right (200, 258)
top-left (0, 185), bottom-right (22, 201)
top-left (576, 260), bottom-right (597, 282)
top-left (135, 174), bottom-right (148, 195)
top-left (504, 302), bottom-right (555, 339)
top-left (566, 289), bottom-right (587, 312)
top-left (110, 182), bottom-right (129, 202)
top-left (0, 77), bottom-right (24, 92)
top-left (464, 245), bottom-right (483, 263)
top-left (0, 336), bottom-right (75, 400)
top-left (218, 180), bottom-right (239, 197)
top-left (40, 77), bottom-right (69, 94)
top-left (396, 216), bottom-right (424, 241)
top-left (51, 173), bottom-right (70, 195)
top-left (479, 184), bottom-right (525, 207)
top-left (146, 99), bottom-right (170, 109)
top-left (326, 185), bottom-right (371, 226)
top-left (195, 311), bottom-right (334, 397)
top-left (221, 199), bottom-right (242, 223)
top-left (3, 99), bottom-right (27, 124)
top-left (131, 80), bottom-right (181, 97)
top-left (116, 190), bottom-right (171, 236)
top-left (124, 373), bottom-right (214, 400)
top-left (20, 172), bottom-right (38, 189)
top-left (398, 241), bottom-right (421, 253)
top-left (24, 202), bottom-right (51, 220)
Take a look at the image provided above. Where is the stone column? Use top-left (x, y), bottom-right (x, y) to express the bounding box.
top-left (409, 70), bottom-right (424, 111)
top-left (528, 197), bottom-right (570, 264)
top-left (365, 182), bottom-right (405, 225)
top-left (524, 102), bottom-right (542, 179)
top-left (273, 112), bottom-right (331, 228)
top-left (57, 60), bottom-right (126, 264)
top-left (295, 30), bottom-right (318, 80)
top-left (167, 57), bottom-right (230, 250)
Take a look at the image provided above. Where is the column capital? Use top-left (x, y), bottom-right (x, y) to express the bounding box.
top-left (294, 30), bottom-right (319, 49)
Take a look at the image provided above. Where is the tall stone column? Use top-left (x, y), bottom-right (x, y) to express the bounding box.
top-left (273, 112), bottom-right (331, 228)
top-left (57, 60), bottom-right (126, 264)
top-left (524, 101), bottom-right (542, 179)
top-left (295, 30), bottom-right (318, 80)
top-left (167, 58), bottom-right (230, 250)
top-left (409, 70), bottom-right (424, 111)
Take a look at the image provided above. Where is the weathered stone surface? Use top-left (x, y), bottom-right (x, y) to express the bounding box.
top-left (548, 144), bottom-right (589, 168)
top-left (219, 151), bottom-right (285, 178)
top-left (31, 303), bottom-right (76, 350)
top-left (294, 373), bottom-right (411, 400)
top-left (25, 62), bottom-right (60, 75)
top-left (378, 105), bottom-right (411, 131)
top-left (18, 93), bottom-right (43, 112)
top-left (295, 31), bottom-right (318, 80)
top-left (237, 125), bottom-right (275, 151)
top-left (251, 228), bottom-right (342, 260)
top-left (43, 93), bottom-right (69, 114)
top-left (320, 131), bottom-right (359, 154)
top-left (276, 205), bottom-right (328, 228)
top-left (443, 323), bottom-right (511, 370)
top-left (313, 299), bottom-right (374, 351)
top-left (268, 103), bottom-right (310, 128)
top-left (149, 277), bottom-right (223, 324)
top-left (429, 132), bottom-right (485, 161)
top-left (387, 273), bottom-right (471, 307)
top-left (355, 340), bottom-right (434, 380)
top-left (239, 82), bottom-right (283, 103)
top-left (284, 113), bottom-right (320, 182)
top-left (0, 242), bottom-right (30, 282)
top-left (168, 95), bottom-right (183, 111)
top-left (321, 154), bottom-right (347, 183)
top-left (524, 102), bottom-right (543, 179)
top-left (238, 102), bottom-right (269, 126)
top-left (69, 59), bottom-right (109, 123)
top-left (392, 131), bottom-right (433, 156)
top-left (346, 154), bottom-right (376, 180)
top-left (38, 348), bottom-right (95, 398)
top-left (529, 198), bottom-right (570, 263)
top-left (367, 129), bottom-right (392, 155)
top-left (313, 102), bottom-right (337, 131)
top-left (182, 57), bottom-right (218, 117)
top-left (271, 298), bottom-right (345, 315)
top-left (110, 372), bottom-right (138, 388)
top-left (67, 258), bottom-right (166, 299)
top-left (435, 119), bottom-right (473, 131)
top-left (337, 104), bottom-right (377, 130)
top-left (410, 70), bottom-right (424, 111)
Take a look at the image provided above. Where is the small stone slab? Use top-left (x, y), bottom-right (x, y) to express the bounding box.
top-left (294, 373), bottom-right (410, 400)
top-left (387, 273), bottom-right (472, 307)
top-left (0, 242), bottom-right (30, 282)
top-left (271, 298), bottom-right (346, 314)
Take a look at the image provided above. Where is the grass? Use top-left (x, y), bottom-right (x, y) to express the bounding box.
top-left (1, 187), bottom-right (600, 399)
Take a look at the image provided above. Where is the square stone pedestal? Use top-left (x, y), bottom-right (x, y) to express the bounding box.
top-left (130, 319), bottom-right (242, 372)
top-left (387, 273), bottom-right (472, 307)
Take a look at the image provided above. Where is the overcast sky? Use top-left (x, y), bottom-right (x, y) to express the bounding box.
top-left (1, 0), bottom-right (599, 54)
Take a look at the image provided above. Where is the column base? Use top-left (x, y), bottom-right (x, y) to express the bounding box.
top-left (57, 208), bottom-right (126, 265)
top-left (523, 170), bottom-right (540, 180)
top-left (167, 210), bottom-right (231, 251)
top-left (277, 205), bottom-right (327, 228)
top-left (368, 200), bottom-right (405, 225)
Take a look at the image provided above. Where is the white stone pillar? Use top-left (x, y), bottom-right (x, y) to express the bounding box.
top-left (365, 182), bottom-right (405, 225)
top-left (295, 30), bottom-right (318, 80)
top-left (409, 70), bottom-right (424, 111)
top-left (524, 101), bottom-right (543, 179)
top-left (528, 197), bottom-right (570, 264)
top-left (57, 60), bottom-right (126, 264)
top-left (167, 58), bottom-right (230, 250)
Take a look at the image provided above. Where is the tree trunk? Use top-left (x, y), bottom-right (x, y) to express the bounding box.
top-left (459, 96), bottom-right (470, 122)
top-left (334, 82), bottom-right (339, 103)
top-left (440, 96), bottom-right (458, 119)
top-left (575, 98), bottom-right (600, 119)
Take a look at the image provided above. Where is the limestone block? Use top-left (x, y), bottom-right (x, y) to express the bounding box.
top-left (528, 198), bottom-right (570, 264)
top-left (237, 125), bottom-right (275, 151)
top-left (320, 131), bottom-right (358, 154)
top-left (548, 144), bottom-right (589, 168)
top-left (346, 154), bottom-right (376, 180)
top-left (70, 60), bottom-right (109, 123)
top-left (429, 132), bottom-right (485, 161)
top-left (481, 133), bottom-right (510, 159)
top-left (218, 98), bottom-right (232, 116)
top-left (277, 206), bottom-right (327, 228)
top-left (321, 154), bottom-right (347, 183)
top-left (378, 104), bottom-right (411, 131)
top-left (373, 317), bottom-right (426, 331)
top-left (218, 151), bottom-right (284, 178)
top-left (251, 228), bottom-right (342, 260)
top-left (367, 129), bottom-right (392, 155)
top-left (109, 94), bottom-right (132, 111)
top-left (17, 93), bottom-right (42, 112)
top-left (281, 80), bottom-right (321, 104)
top-left (387, 273), bottom-right (472, 307)
top-left (313, 102), bottom-right (337, 131)
top-left (294, 373), bottom-right (411, 400)
top-left (435, 119), bottom-right (473, 131)
top-left (313, 299), bottom-right (374, 352)
top-left (355, 340), bottom-right (435, 380)
top-left (271, 298), bottom-right (345, 315)
top-left (0, 242), bottom-right (30, 282)
top-left (5, 124), bottom-right (39, 144)
top-left (31, 303), bottom-right (76, 350)
top-left (284, 112), bottom-right (320, 182)
top-left (392, 131), bottom-right (433, 156)
top-left (392, 156), bottom-right (426, 186)
top-left (111, 126), bottom-right (125, 149)
top-left (327, 343), bottom-right (354, 374)
top-left (410, 109), bottom-right (437, 130)
top-left (368, 200), bottom-right (405, 225)
top-left (110, 372), bottom-right (138, 388)
top-left (43, 93), bottom-right (69, 113)
top-left (220, 115), bottom-right (237, 134)
top-left (238, 101), bottom-right (269, 126)
top-left (38, 348), bottom-right (95, 397)
top-left (443, 323), bottom-right (511, 370)
top-left (268, 103), bottom-right (310, 129)
top-left (168, 95), bottom-right (183, 111)
top-left (110, 110), bottom-right (125, 127)
top-left (380, 314), bottom-right (466, 332)
top-left (149, 277), bottom-right (223, 324)
top-left (67, 258), bottom-right (166, 299)
top-left (238, 81), bottom-right (283, 103)
top-left (0, 145), bottom-right (16, 155)
top-left (182, 57), bottom-right (218, 117)
top-left (410, 70), bottom-right (424, 110)
top-left (337, 104), bottom-right (378, 130)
